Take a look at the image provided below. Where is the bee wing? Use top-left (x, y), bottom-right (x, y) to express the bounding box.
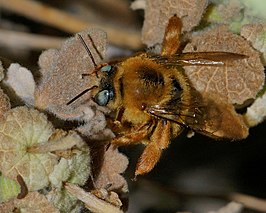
top-left (145, 103), bottom-right (223, 139)
top-left (145, 104), bottom-right (202, 128)
top-left (145, 93), bottom-right (248, 140)
top-left (153, 52), bottom-right (248, 67)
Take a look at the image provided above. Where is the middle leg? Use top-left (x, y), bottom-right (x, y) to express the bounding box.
top-left (111, 120), bottom-right (155, 146)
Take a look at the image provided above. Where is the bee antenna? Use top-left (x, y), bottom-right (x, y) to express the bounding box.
top-left (77, 34), bottom-right (98, 69)
top-left (66, 85), bottom-right (98, 105)
top-left (87, 34), bottom-right (104, 60)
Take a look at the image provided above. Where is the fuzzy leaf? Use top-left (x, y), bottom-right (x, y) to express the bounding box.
top-left (35, 29), bottom-right (107, 120)
top-left (49, 150), bottom-right (91, 188)
top-left (77, 110), bottom-right (114, 140)
top-left (0, 173), bottom-right (20, 203)
top-left (241, 24), bottom-right (266, 65)
top-left (4, 63), bottom-right (35, 106)
top-left (0, 192), bottom-right (60, 213)
top-left (244, 90), bottom-right (266, 127)
top-left (142, 0), bottom-right (207, 46)
top-left (0, 107), bottom-right (58, 191)
top-left (46, 188), bottom-right (79, 213)
top-left (95, 145), bottom-right (129, 193)
top-left (183, 26), bottom-right (264, 105)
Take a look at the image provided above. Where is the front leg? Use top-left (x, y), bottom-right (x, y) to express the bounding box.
top-left (135, 120), bottom-right (172, 176)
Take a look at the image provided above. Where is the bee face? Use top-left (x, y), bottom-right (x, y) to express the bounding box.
top-left (69, 15), bottom-right (248, 177)
top-left (94, 65), bottom-right (115, 106)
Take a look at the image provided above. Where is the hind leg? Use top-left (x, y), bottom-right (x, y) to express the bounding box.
top-left (135, 120), bottom-right (172, 176)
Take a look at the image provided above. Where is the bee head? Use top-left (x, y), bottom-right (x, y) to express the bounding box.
top-left (94, 64), bottom-right (116, 106)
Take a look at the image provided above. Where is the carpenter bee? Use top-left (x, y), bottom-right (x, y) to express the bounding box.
top-left (68, 15), bottom-right (248, 176)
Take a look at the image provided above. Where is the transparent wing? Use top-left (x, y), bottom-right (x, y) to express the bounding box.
top-left (145, 92), bottom-right (248, 140)
top-left (152, 52), bottom-right (248, 67)
top-left (145, 103), bottom-right (221, 139)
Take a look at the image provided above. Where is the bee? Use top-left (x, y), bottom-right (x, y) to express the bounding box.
top-left (68, 15), bottom-right (248, 177)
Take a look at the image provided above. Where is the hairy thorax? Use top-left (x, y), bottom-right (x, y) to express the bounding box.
top-left (110, 54), bottom-right (177, 125)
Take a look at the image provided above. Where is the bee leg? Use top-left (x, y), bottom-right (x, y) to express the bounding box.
top-left (135, 120), bottom-right (171, 176)
top-left (161, 15), bottom-right (182, 56)
top-left (111, 121), bottom-right (154, 146)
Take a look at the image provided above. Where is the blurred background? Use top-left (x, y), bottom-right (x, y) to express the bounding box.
top-left (0, 1), bottom-right (265, 212)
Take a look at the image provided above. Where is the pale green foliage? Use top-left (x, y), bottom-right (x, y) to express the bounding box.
top-left (0, 107), bottom-right (58, 191)
top-left (0, 173), bottom-right (20, 203)
top-left (46, 188), bottom-right (80, 213)
top-left (208, 0), bottom-right (266, 33)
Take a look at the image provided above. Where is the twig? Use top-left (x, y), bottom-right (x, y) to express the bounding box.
top-left (131, 0), bottom-right (146, 10)
top-left (65, 183), bottom-right (123, 213)
top-left (0, 0), bottom-right (142, 49)
top-left (229, 192), bottom-right (266, 212)
top-left (0, 29), bottom-right (63, 49)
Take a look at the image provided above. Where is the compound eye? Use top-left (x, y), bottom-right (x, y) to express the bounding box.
top-left (100, 65), bottom-right (112, 73)
top-left (94, 89), bottom-right (113, 106)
